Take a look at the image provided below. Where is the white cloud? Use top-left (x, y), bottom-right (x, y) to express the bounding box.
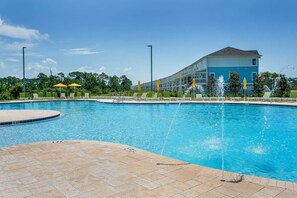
top-left (61, 48), bottom-right (103, 55)
top-left (9, 52), bottom-right (43, 57)
top-left (42, 58), bottom-right (57, 65)
top-left (4, 41), bottom-right (35, 50)
top-left (0, 61), bottom-right (5, 69)
top-left (26, 61), bottom-right (57, 76)
top-left (77, 66), bottom-right (106, 73)
top-left (0, 17), bottom-right (48, 40)
top-left (5, 58), bottom-right (19, 62)
top-left (123, 66), bottom-right (132, 72)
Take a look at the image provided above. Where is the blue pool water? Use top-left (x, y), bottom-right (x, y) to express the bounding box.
top-left (1, 101), bottom-right (297, 182)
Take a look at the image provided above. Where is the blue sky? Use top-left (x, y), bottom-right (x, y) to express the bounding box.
top-left (0, 0), bottom-right (297, 84)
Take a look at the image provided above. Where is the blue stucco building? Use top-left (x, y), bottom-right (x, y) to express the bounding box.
top-left (138, 47), bottom-right (261, 93)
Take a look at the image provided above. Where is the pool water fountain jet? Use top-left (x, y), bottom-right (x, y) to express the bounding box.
top-left (216, 75), bottom-right (225, 181)
top-left (160, 85), bottom-right (193, 156)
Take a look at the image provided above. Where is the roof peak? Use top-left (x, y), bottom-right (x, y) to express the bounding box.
top-left (207, 47), bottom-right (260, 57)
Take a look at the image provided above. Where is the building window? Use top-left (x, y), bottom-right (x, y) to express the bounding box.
top-left (252, 59), bottom-right (257, 65)
top-left (252, 72), bottom-right (257, 81)
top-left (209, 72), bottom-right (215, 78)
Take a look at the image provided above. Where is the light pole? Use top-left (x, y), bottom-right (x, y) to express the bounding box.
top-left (147, 45), bottom-right (153, 91)
top-left (22, 46), bottom-right (26, 94)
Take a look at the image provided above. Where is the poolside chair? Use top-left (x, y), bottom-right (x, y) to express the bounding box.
top-left (262, 92), bottom-right (271, 101)
top-left (184, 93), bottom-right (191, 100)
top-left (69, 93), bottom-right (75, 99)
top-left (140, 92), bottom-right (147, 100)
top-left (196, 94), bottom-right (203, 100)
top-left (33, 93), bottom-right (39, 100)
top-left (46, 92), bottom-right (54, 99)
top-left (132, 93), bottom-right (138, 98)
top-left (84, 92), bottom-right (90, 99)
top-left (60, 93), bottom-right (66, 99)
top-left (38, 92), bottom-right (44, 98)
top-left (290, 90), bottom-right (297, 98)
top-left (77, 92), bottom-right (82, 98)
top-left (52, 92), bottom-right (58, 98)
top-left (153, 93), bottom-right (158, 100)
top-left (19, 92), bottom-right (28, 100)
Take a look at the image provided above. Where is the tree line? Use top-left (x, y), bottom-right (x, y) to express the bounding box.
top-left (1, 71), bottom-right (296, 100)
top-left (0, 71), bottom-right (132, 100)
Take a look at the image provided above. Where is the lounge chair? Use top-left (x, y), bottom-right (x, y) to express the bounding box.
top-left (140, 92), bottom-right (147, 100)
top-left (132, 93), bottom-right (138, 98)
top-left (84, 93), bottom-right (90, 99)
top-left (33, 93), bottom-right (39, 100)
top-left (77, 92), bottom-right (82, 98)
top-left (38, 92), bottom-right (44, 98)
top-left (52, 92), bottom-right (58, 98)
top-left (290, 90), bottom-right (297, 98)
top-left (46, 92), bottom-right (54, 99)
top-left (60, 93), bottom-right (66, 99)
top-left (153, 93), bottom-right (158, 100)
top-left (184, 93), bottom-right (191, 100)
top-left (262, 92), bottom-right (271, 101)
top-left (196, 94), bottom-right (203, 100)
top-left (19, 93), bottom-right (28, 100)
top-left (69, 93), bottom-right (75, 99)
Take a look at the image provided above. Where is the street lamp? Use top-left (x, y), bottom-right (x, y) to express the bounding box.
top-left (22, 46), bottom-right (26, 94)
top-left (147, 45), bottom-right (153, 91)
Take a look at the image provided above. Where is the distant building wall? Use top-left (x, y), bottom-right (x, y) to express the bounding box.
top-left (134, 47), bottom-right (261, 94)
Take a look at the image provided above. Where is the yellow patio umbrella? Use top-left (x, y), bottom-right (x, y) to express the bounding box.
top-left (192, 79), bottom-right (196, 91)
top-left (54, 83), bottom-right (67, 88)
top-left (138, 80), bottom-right (141, 92)
top-left (68, 83), bottom-right (81, 95)
top-left (243, 77), bottom-right (247, 90)
top-left (68, 83), bottom-right (81, 87)
top-left (53, 83), bottom-right (67, 93)
top-left (156, 80), bottom-right (160, 92)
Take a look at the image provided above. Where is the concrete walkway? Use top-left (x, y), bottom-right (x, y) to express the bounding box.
top-left (0, 141), bottom-right (296, 197)
top-left (0, 110), bottom-right (60, 125)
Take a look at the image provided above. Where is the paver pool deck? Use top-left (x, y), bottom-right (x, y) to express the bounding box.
top-left (0, 141), bottom-right (297, 198)
top-left (0, 110), bottom-right (60, 125)
top-left (1, 100), bottom-right (297, 197)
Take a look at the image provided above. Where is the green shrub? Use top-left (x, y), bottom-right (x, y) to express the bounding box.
top-left (170, 92), bottom-right (176, 97)
top-left (163, 91), bottom-right (170, 97)
top-left (10, 83), bottom-right (23, 99)
top-left (147, 91), bottom-right (154, 97)
top-left (19, 92), bottom-right (27, 98)
top-left (0, 91), bottom-right (11, 100)
top-left (38, 92), bottom-right (44, 97)
top-left (177, 91), bottom-right (183, 98)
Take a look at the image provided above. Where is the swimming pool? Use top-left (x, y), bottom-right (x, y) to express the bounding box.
top-left (1, 101), bottom-right (297, 182)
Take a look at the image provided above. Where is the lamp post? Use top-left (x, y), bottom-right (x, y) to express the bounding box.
top-left (147, 45), bottom-right (153, 91)
top-left (22, 46), bottom-right (26, 94)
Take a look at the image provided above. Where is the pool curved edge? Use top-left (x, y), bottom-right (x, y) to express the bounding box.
top-left (0, 110), bottom-right (61, 125)
top-left (0, 140), bottom-right (296, 196)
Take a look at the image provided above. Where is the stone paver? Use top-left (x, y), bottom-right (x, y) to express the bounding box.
top-left (0, 110), bottom-right (60, 125)
top-left (0, 140), bottom-right (297, 198)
